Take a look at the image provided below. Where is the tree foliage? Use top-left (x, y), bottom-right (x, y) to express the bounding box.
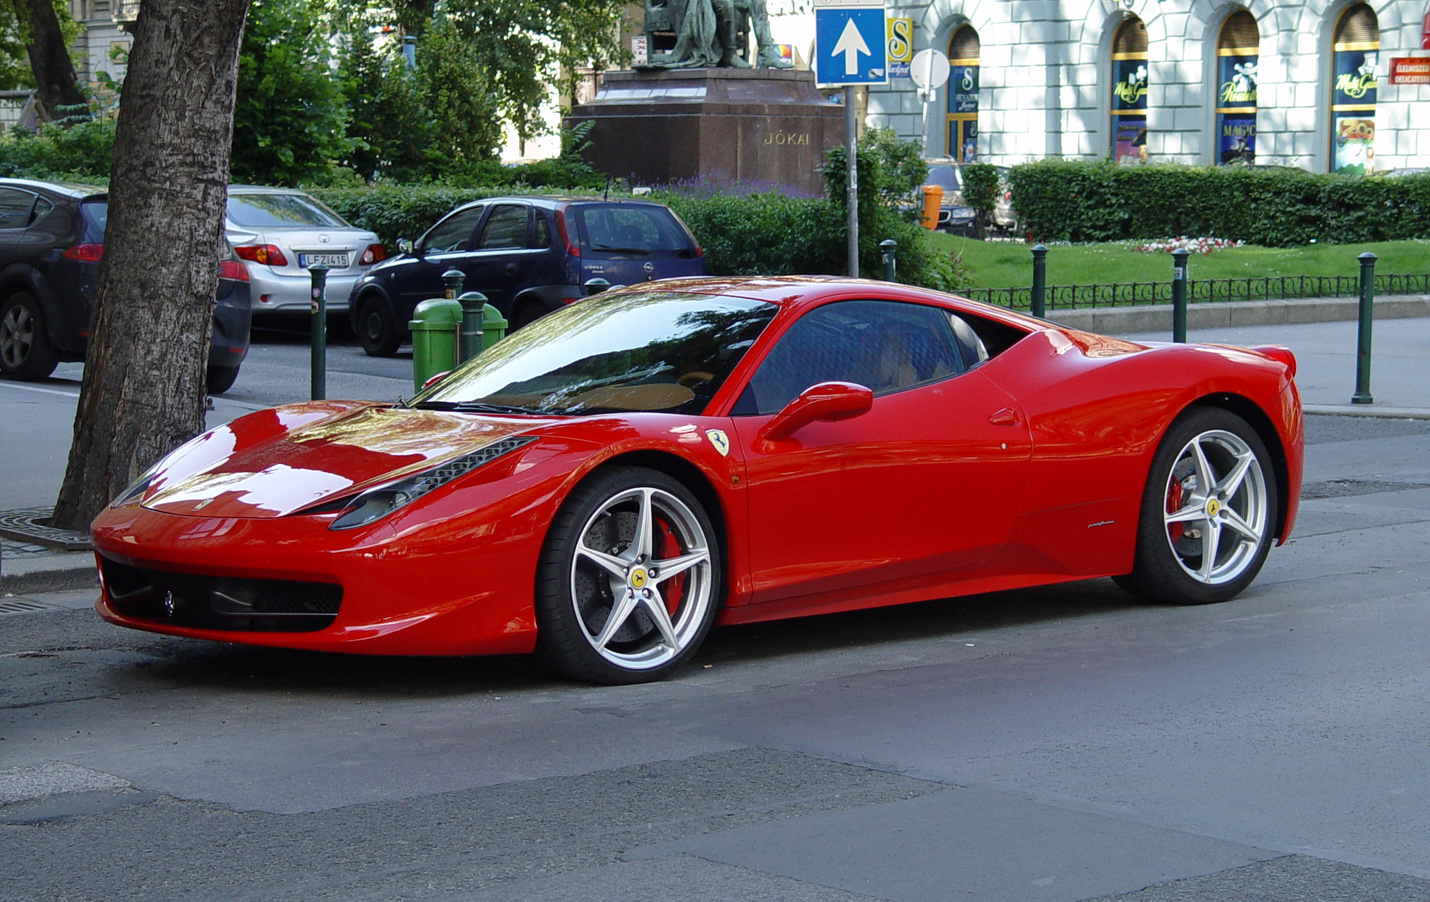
top-left (396, 0), bottom-right (629, 143)
top-left (231, 0), bottom-right (353, 185)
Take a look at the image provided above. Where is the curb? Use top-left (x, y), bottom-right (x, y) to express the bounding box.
top-left (0, 551), bottom-right (97, 597)
top-left (1050, 294), bottom-right (1430, 335)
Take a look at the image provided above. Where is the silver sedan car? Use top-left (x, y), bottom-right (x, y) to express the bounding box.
top-left (226, 186), bottom-right (385, 315)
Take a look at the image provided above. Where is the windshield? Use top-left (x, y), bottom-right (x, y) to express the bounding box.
top-left (226, 193), bottom-right (350, 229)
top-left (411, 290), bottom-right (777, 416)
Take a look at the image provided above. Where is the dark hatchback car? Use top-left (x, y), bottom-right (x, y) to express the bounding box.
top-left (0, 179), bottom-right (251, 393)
top-left (347, 196), bottom-right (704, 356)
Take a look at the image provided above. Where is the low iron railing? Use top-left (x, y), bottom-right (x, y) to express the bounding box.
top-left (962, 272), bottom-right (1430, 312)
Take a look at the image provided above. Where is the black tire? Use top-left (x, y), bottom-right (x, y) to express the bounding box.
top-left (0, 292), bottom-right (59, 381)
top-left (1115, 407), bottom-right (1278, 605)
top-left (205, 364), bottom-right (240, 394)
top-left (356, 294), bottom-right (399, 357)
top-left (535, 466), bottom-right (721, 684)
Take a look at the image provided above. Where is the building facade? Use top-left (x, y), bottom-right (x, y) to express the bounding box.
top-left (769, 0), bottom-right (1429, 174)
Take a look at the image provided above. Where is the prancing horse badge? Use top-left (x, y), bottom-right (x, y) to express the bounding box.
top-left (705, 429), bottom-right (730, 457)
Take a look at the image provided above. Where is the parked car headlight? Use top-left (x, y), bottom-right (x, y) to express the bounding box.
top-left (328, 436), bottom-right (536, 530)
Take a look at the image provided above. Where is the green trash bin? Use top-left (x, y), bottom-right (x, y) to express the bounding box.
top-left (481, 303), bottom-right (508, 350)
top-left (409, 297), bottom-right (462, 391)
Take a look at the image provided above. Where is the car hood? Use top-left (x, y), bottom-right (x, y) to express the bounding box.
top-left (139, 401), bottom-right (546, 519)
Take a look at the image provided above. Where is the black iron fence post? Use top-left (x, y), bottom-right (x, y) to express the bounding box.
top-left (1352, 252), bottom-right (1377, 405)
top-left (1030, 245), bottom-right (1047, 318)
top-left (309, 265), bottom-right (328, 400)
top-left (1171, 248), bottom-right (1189, 343)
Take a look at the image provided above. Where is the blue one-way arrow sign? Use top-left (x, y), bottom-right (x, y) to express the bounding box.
top-left (815, 5), bottom-right (887, 85)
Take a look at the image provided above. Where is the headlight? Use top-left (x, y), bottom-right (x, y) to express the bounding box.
top-left (328, 435), bottom-right (536, 530)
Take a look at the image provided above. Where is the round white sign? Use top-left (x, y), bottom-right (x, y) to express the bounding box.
top-left (910, 48), bottom-right (951, 90)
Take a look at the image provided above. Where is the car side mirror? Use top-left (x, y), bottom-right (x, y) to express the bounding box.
top-left (758, 381), bottom-right (873, 442)
top-left (398, 238), bottom-right (415, 255)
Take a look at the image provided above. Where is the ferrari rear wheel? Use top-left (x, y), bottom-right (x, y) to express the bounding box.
top-left (1116, 408), bottom-right (1277, 605)
top-left (536, 466), bottom-right (720, 684)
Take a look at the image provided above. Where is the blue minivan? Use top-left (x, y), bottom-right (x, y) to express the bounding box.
top-left (347, 196), bottom-right (705, 357)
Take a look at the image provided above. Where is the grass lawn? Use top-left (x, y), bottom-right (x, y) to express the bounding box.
top-left (927, 234), bottom-right (1430, 292)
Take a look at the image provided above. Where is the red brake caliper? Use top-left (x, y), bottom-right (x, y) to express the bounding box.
top-left (654, 518), bottom-right (683, 616)
top-left (1166, 481), bottom-right (1185, 542)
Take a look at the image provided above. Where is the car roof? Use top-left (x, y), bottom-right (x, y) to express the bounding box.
top-left (633, 275), bottom-right (1051, 332)
top-left (0, 177), bottom-right (107, 198)
top-left (227, 185), bottom-right (313, 196)
top-left (446, 195), bottom-right (677, 213)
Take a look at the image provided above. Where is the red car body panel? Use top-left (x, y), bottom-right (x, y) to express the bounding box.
top-left (91, 277), bottom-right (1303, 657)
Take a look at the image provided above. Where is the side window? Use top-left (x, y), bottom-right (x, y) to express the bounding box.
top-left (476, 204), bottom-right (529, 250)
top-left (422, 206), bottom-right (484, 254)
top-left (0, 188), bottom-right (37, 230)
top-left (739, 300), bottom-right (965, 415)
top-left (532, 213), bottom-right (551, 249)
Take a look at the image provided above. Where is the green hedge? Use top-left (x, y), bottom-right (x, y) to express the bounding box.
top-left (1009, 159), bottom-right (1430, 247)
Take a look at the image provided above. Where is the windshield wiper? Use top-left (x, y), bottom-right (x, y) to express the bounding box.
top-left (411, 400), bottom-right (543, 415)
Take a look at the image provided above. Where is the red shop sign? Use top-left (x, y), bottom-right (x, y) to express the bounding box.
top-left (1389, 57), bottom-right (1430, 85)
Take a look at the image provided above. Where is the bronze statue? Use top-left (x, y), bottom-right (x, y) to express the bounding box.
top-left (643, 0), bottom-right (794, 69)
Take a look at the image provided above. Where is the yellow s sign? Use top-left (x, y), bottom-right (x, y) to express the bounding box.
top-left (887, 18), bottom-right (913, 65)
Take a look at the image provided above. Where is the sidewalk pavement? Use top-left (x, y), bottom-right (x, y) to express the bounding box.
top-left (3, 297), bottom-right (1428, 598)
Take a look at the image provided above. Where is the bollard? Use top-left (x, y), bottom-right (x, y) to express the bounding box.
top-left (583, 278), bottom-right (610, 296)
top-left (1171, 248), bottom-right (1189, 343)
top-left (458, 291), bottom-right (488, 362)
top-left (442, 269), bottom-right (465, 299)
top-left (1352, 252), bottom-right (1377, 404)
top-left (309, 265), bottom-right (328, 400)
top-left (880, 239), bottom-right (897, 282)
top-left (1030, 245), bottom-right (1047, 318)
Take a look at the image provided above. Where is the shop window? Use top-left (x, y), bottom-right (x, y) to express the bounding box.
top-left (945, 26), bottom-right (980, 162)
top-left (1329, 4), bottom-right (1380, 174)
top-left (1111, 18), bottom-right (1149, 163)
top-left (1216, 10), bottom-right (1259, 165)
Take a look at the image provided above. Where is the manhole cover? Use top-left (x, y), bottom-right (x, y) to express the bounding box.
top-left (0, 598), bottom-right (64, 616)
top-left (0, 508), bottom-right (91, 552)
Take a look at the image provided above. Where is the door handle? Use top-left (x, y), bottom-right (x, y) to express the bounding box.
top-left (505, 263), bottom-right (517, 276)
top-left (988, 407), bottom-right (1021, 426)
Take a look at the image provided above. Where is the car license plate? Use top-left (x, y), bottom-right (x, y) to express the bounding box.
top-left (300, 252), bottom-right (349, 268)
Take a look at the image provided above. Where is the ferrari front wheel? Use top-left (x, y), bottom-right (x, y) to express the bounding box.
top-left (1116, 408), bottom-right (1277, 605)
top-left (536, 466), bottom-right (721, 684)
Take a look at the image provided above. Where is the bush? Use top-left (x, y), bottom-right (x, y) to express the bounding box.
top-left (1008, 159), bottom-right (1430, 247)
top-left (0, 110), bottom-right (115, 182)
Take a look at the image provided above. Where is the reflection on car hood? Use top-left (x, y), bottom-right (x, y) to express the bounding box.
top-left (141, 402), bottom-right (544, 519)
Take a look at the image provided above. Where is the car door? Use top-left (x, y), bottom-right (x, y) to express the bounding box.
top-left (726, 299), bottom-right (1033, 608)
top-left (460, 202), bottom-right (553, 314)
top-left (397, 204), bottom-right (486, 313)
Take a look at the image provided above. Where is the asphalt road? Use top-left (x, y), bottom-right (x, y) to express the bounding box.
top-left (3, 329), bottom-right (1430, 901)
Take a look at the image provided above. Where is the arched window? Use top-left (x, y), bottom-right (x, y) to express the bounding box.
top-left (1329, 4), bottom-right (1380, 174)
top-left (1215, 10), bottom-right (1259, 165)
top-left (1110, 18), bottom-right (1149, 163)
top-left (946, 26), bottom-right (980, 162)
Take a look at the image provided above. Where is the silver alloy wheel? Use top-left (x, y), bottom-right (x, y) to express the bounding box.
top-left (0, 301), bottom-right (33, 369)
top-left (568, 484), bottom-right (714, 672)
top-left (1161, 428), bottom-right (1270, 585)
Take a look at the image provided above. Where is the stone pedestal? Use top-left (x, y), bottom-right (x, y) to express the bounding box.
top-left (565, 69), bottom-right (843, 197)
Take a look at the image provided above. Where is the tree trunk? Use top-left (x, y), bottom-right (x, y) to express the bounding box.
top-left (12, 0), bottom-right (88, 117)
top-left (50, 0), bottom-right (250, 532)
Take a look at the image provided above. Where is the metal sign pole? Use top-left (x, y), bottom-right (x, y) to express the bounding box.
top-left (845, 85), bottom-right (859, 277)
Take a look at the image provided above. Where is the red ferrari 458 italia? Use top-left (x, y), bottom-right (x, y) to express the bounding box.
top-left (91, 276), bottom-right (1303, 683)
